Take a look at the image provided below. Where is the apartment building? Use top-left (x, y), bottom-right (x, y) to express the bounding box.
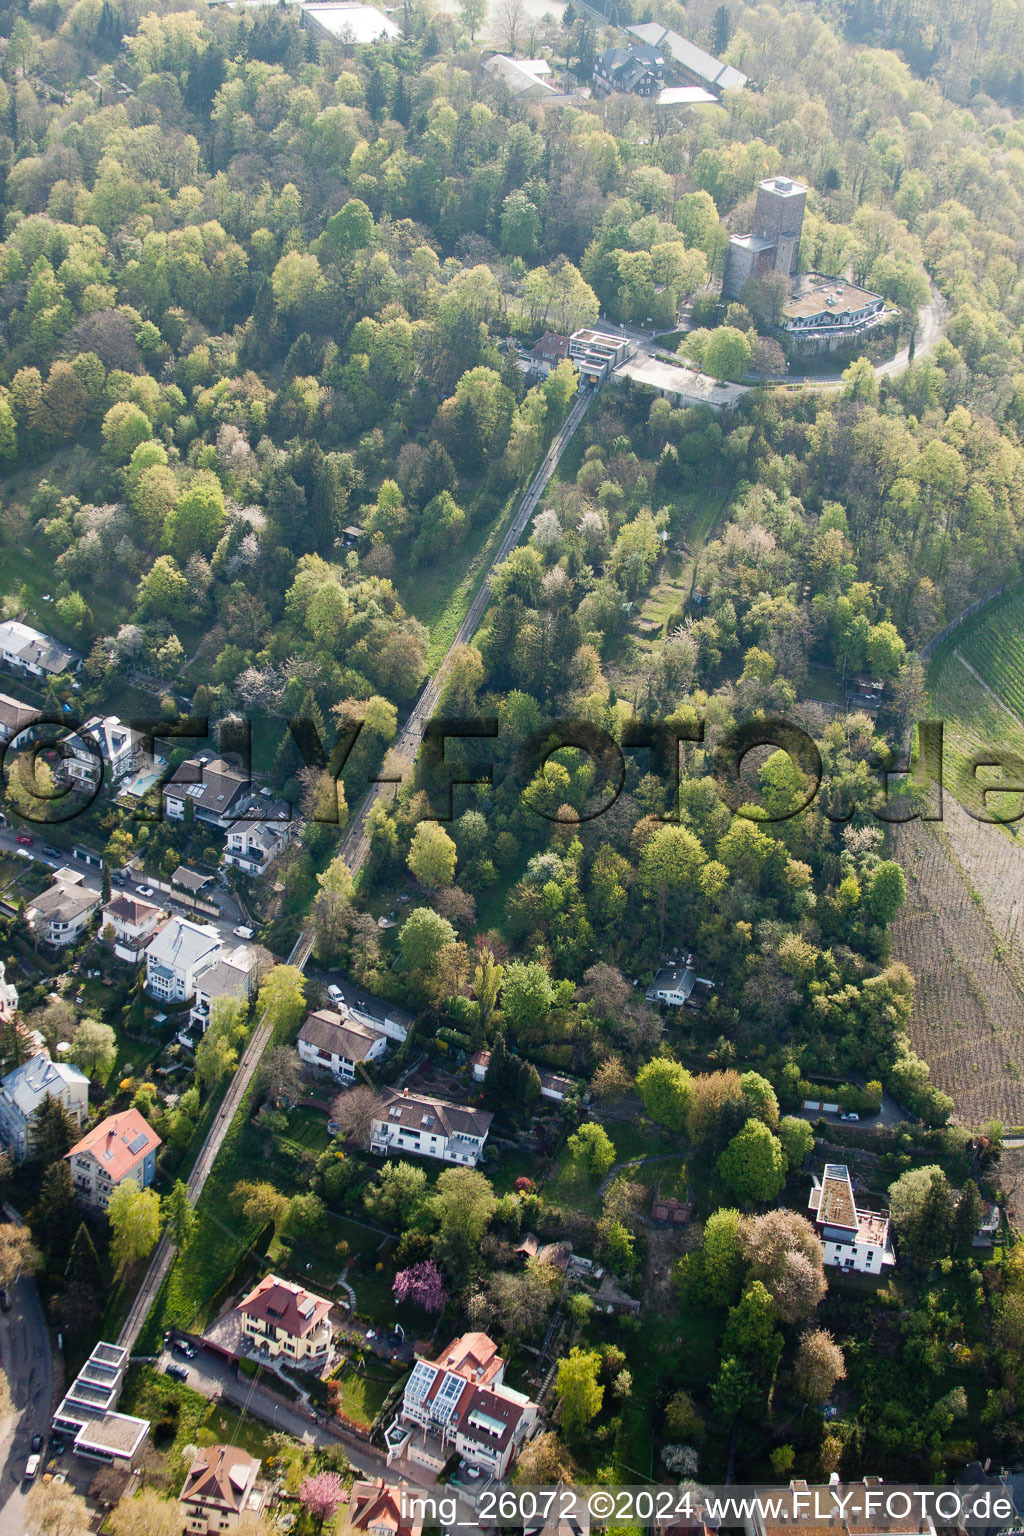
top-left (370, 1088), bottom-right (492, 1167)
top-left (163, 755), bottom-right (250, 830)
top-left (65, 715), bottom-right (147, 788)
top-left (385, 1332), bottom-right (538, 1481)
top-left (100, 893), bottom-right (164, 962)
top-left (344, 1478), bottom-right (424, 1536)
top-left (66, 1108), bottom-right (161, 1210)
top-left (223, 796), bottom-right (295, 875)
top-left (52, 1341), bottom-right (150, 1465)
top-left (188, 947), bottom-right (256, 1033)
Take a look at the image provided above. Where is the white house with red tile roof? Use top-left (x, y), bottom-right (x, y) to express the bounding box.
top-left (179, 1443), bottom-right (266, 1534)
top-left (386, 1331), bottom-right (538, 1481)
top-left (66, 1108), bottom-right (161, 1210)
top-left (237, 1274), bottom-right (334, 1363)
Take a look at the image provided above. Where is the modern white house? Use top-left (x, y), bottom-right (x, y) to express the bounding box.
top-left (370, 1088), bottom-right (492, 1167)
top-left (25, 869), bottom-right (101, 947)
top-left (66, 1107), bottom-right (161, 1210)
top-left (808, 1163), bottom-right (896, 1274)
top-left (100, 894), bottom-right (165, 962)
top-left (188, 947), bottom-right (256, 1033)
top-left (297, 1007), bottom-right (389, 1083)
top-left (0, 1052), bottom-right (89, 1160)
top-left (145, 917), bottom-right (223, 1002)
top-left (65, 715), bottom-right (147, 789)
top-left (0, 620), bottom-right (80, 680)
top-left (223, 797), bottom-right (295, 875)
top-left (385, 1332), bottom-right (538, 1482)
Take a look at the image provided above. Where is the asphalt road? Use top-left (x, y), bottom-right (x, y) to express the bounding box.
top-left (0, 1275), bottom-right (54, 1536)
top-left (0, 823), bottom-right (246, 949)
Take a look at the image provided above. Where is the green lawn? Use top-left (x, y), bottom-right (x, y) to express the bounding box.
top-left (614, 1308), bottom-right (722, 1481)
top-left (329, 1361), bottom-right (398, 1426)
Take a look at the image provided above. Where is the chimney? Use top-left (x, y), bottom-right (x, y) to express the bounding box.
top-left (403, 1087), bottom-right (408, 1096)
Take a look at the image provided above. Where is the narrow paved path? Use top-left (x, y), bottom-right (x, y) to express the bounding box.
top-left (120, 388), bottom-right (596, 1355)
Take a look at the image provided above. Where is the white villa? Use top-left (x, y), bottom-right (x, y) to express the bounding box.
top-left (145, 917), bottom-right (223, 1002)
top-left (370, 1088), bottom-right (492, 1167)
top-left (808, 1163), bottom-right (895, 1275)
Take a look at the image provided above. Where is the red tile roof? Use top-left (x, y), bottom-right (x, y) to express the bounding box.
top-left (179, 1444), bottom-right (260, 1514)
top-left (66, 1108), bottom-right (161, 1182)
top-left (348, 1478), bottom-right (423, 1536)
top-left (237, 1274), bottom-right (332, 1338)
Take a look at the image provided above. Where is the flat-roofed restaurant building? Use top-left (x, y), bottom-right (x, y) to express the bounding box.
top-left (808, 1163), bottom-right (895, 1275)
top-left (569, 328), bottom-right (634, 382)
top-left (52, 1341), bottom-right (150, 1464)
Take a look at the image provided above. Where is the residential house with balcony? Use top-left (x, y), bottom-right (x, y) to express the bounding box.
top-left (66, 1107), bottom-right (161, 1211)
top-left (145, 917), bottom-right (223, 1002)
top-left (385, 1332), bottom-right (538, 1481)
top-left (25, 869), bottom-right (101, 947)
top-left (0, 1051), bottom-right (89, 1160)
top-left (163, 755), bottom-right (250, 830)
top-left (808, 1162), bottom-right (895, 1274)
top-left (370, 1088), bottom-right (492, 1167)
top-left (65, 715), bottom-right (147, 790)
top-left (179, 1444), bottom-right (267, 1535)
top-left (297, 1006), bottom-right (390, 1084)
top-left (0, 619), bottom-right (80, 680)
top-left (187, 946), bottom-right (257, 1035)
top-left (223, 795), bottom-right (295, 876)
top-left (236, 1274), bottom-right (334, 1363)
top-left (100, 894), bottom-right (164, 962)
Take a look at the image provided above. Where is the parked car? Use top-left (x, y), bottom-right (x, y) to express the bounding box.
top-left (164, 1363), bottom-right (188, 1383)
top-left (172, 1339), bottom-right (197, 1359)
top-left (30, 1435), bottom-right (43, 1454)
top-left (41, 844), bottom-right (59, 857)
top-left (233, 925), bottom-right (254, 939)
top-left (24, 1454), bottom-right (40, 1480)
top-left (111, 870), bottom-right (127, 886)
top-left (327, 984), bottom-right (344, 1005)
top-left (136, 885), bottom-right (155, 898)
top-left (15, 833), bottom-right (33, 846)
top-left (840, 1111), bottom-right (860, 1122)
top-left (51, 1436), bottom-right (65, 1457)
top-left (0, 1287), bottom-right (10, 1312)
